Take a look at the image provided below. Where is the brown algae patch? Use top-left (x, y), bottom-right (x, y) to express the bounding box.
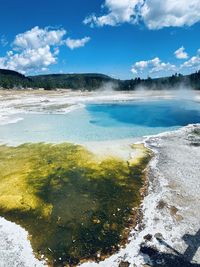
top-left (0, 143), bottom-right (151, 266)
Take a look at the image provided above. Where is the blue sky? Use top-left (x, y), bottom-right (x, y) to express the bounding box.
top-left (0, 0), bottom-right (200, 79)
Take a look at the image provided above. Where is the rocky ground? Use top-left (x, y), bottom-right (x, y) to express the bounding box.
top-left (139, 124), bottom-right (200, 267)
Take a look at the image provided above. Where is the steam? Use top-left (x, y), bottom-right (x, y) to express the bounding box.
top-left (173, 84), bottom-right (197, 101)
top-left (94, 79), bottom-right (199, 103)
top-left (97, 81), bottom-right (119, 94)
top-left (134, 82), bottom-right (198, 101)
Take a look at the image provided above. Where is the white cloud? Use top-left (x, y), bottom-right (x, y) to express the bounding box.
top-left (4, 46), bottom-right (57, 73)
top-left (181, 49), bottom-right (200, 70)
top-left (174, 47), bottom-right (188, 59)
top-left (0, 26), bottom-right (90, 73)
top-left (66, 37), bottom-right (90, 50)
top-left (84, 0), bottom-right (200, 29)
top-left (142, 0), bottom-right (200, 29)
top-left (13, 26), bottom-right (66, 50)
top-left (0, 27), bottom-right (66, 73)
top-left (83, 0), bottom-right (142, 27)
top-left (131, 57), bottom-right (177, 76)
top-left (130, 67), bottom-right (138, 74)
top-left (131, 49), bottom-right (200, 78)
top-left (135, 60), bottom-right (148, 69)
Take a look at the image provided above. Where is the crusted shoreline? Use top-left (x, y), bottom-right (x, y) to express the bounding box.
top-left (80, 124), bottom-right (200, 267)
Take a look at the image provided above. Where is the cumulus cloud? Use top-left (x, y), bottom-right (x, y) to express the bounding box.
top-left (131, 49), bottom-right (200, 78)
top-left (181, 49), bottom-right (200, 70)
top-left (142, 0), bottom-right (200, 29)
top-left (0, 26), bottom-right (90, 73)
top-left (174, 46), bottom-right (188, 59)
top-left (66, 37), bottom-right (90, 50)
top-left (83, 0), bottom-right (142, 27)
top-left (84, 0), bottom-right (200, 29)
top-left (13, 26), bottom-right (66, 50)
top-left (1, 46), bottom-right (57, 74)
top-left (131, 57), bottom-right (177, 76)
top-left (0, 27), bottom-right (65, 73)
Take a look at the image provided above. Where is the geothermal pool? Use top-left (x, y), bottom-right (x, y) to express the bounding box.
top-left (0, 99), bottom-right (200, 144)
top-left (0, 97), bottom-right (200, 266)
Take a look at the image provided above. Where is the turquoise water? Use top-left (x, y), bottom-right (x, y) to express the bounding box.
top-left (0, 99), bottom-right (200, 144)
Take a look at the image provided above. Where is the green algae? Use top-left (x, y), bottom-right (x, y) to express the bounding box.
top-left (0, 143), bottom-right (151, 266)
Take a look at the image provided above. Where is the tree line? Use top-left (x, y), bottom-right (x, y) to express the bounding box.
top-left (0, 69), bottom-right (200, 91)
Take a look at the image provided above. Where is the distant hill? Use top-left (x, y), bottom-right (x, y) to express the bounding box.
top-left (30, 73), bottom-right (115, 90)
top-left (0, 69), bottom-right (31, 89)
top-left (0, 68), bottom-right (200, 90)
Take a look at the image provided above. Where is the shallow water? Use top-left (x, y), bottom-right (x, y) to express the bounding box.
top-left (0, 100), bottom-right (200, 144)
top-left (0, 143), bottom-right (151, 266)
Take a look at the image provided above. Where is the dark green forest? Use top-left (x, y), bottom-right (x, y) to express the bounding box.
top-left (0, 69), bottom-right (200, 91)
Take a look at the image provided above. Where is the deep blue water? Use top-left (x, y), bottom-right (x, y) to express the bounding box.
top-left (0, 99), bottom-right (199, 144)
top-left (86, 100), bottom-right (200, 128)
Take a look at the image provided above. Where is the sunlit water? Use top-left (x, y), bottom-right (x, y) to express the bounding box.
top-left (0, 99), bottom-right (200, 144)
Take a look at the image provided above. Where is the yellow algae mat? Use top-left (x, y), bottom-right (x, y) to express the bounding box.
top-left (0, 143), bottom-right (151, 266)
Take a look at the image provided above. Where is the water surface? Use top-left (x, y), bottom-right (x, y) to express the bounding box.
top-left (0, 99), bottom-right (200, 144)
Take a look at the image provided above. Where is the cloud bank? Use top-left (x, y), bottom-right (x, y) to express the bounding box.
top-left (83, 0), bottom-right (142, 27)
top-left (84, 0), bottom-right (200, 29)
top-left (131, 48), bottom-right (200, 77)
top-left (181, 49), bottom-right (200, 70)
top-left (0, 26), bottom-right (90, 74)
top-left (131, 57), bottom-right (176, 76)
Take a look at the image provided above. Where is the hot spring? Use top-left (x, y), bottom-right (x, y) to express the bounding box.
top-left (0, 99), bottom-right (200, 144)
top-left (0, 97), bottom-right (200, 266)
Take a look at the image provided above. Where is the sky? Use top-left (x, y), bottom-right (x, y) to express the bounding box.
top-left (0, 0), bottom-right (200, 79)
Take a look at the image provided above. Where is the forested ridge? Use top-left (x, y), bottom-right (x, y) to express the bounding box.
top-left (0, 69), bottom-right (200, 90)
